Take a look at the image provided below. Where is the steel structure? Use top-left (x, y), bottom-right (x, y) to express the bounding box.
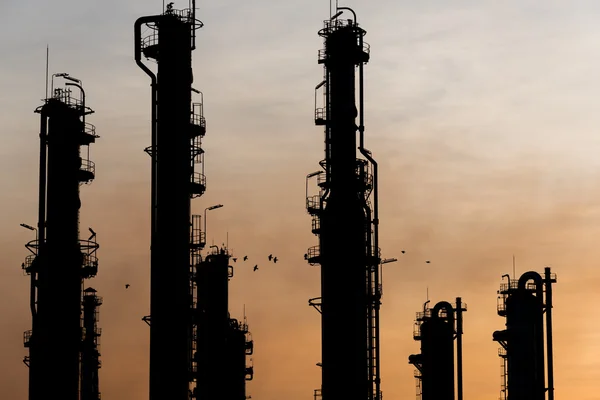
top-left (135, 2), bottom-right (204, 399)
top-left (305, 6), bottom-right (382, 400)
top-left (81, 288), bottom-right (102, 400)
top-left (192, 246), bottom-right (254, 400)
top-left (408, 299), bottom-right (466, 400)
top-left (22, 74), bottom-right (100, 400)
top-left (493, 268), bottom-right (556, 400)
top-left (135, 3), bottom-right (252, 400)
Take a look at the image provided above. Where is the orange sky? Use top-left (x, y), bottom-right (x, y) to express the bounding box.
top-left (3, 1), bottom-right (600, 399)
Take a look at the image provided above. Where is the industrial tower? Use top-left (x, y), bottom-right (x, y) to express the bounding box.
top-left (135, 2), bottom-right (253, 399)
top-left (408, 299), bottom-right (466, 400)
top-left (493, 268), bottom-right (556, 400)
top-left (192, 246), bottom-right (254, 400)
top-left (305, 6), bottom-right (383, 400)
top-left (21, 73), bottom-right (101, 400)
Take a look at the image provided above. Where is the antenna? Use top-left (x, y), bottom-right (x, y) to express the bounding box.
top-left (426, 287), bottom-right (429, 302)
top-left (45, 45), bottom-right (49, 102)
top-left (226, 231), bottom-right (229, 250)
top-left (513, 255), bottom-right (516, 278)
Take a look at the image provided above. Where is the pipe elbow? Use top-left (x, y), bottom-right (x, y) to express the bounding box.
top-left (134, 16), bottom-right (160, 80)
top-left (518, 271), bottom-right (543, 298)
top-left (432, 301), bottom-right (455, 324)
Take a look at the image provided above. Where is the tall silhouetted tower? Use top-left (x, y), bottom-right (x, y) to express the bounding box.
top-left (305, 6), bottom-right (383, 400)
top-left (22, 74), bottom-right (100, 400)
top-left (135, 2), bottom-right (205, 399)
top-left (408, 299), bottom-right (466, 400)
top-left (192, 247), bottom-right (254, 400)
top-left (493, 268), bottom-right (556, 400)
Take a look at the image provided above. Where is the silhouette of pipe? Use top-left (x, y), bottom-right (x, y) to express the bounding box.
top-left (337, 7), bottom-right (357, 22)
top-left (456, 297), bottom-right (464, 400)
top-left (134, 15), bottom-right (159, 240)
top-left (33, 108), bottom-right (47, 318)
top-left (354, 12), bottom-right (381, 397)
top-left (64, 82), bottom-right (85, 125)
top-left (518, 271), bottom-right (543, 299)
top-left (545, 267), bottom-right (554, 400)
top-left (432, 301), bottom-right (454, 325)
top-left (191, 0), bottom-right (197, 50)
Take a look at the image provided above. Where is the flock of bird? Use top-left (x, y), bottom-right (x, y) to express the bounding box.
top-left (231, 254), bottom-right (279, 272)
top-left (123, 249), bottom-right (433, 289)
top-left (124, 253), bottom-right (281, 289)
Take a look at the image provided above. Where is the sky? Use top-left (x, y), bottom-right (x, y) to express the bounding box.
top-left (1, 0), bottom-right (600, 399)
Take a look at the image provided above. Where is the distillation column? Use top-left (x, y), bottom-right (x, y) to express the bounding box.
top-left (22, 75), bottom-right (100, 400)
top-left (135, 3), bottom-right (207, 399)
top-left (306, 7), bottom-right (381, 400)
top-left (192, 248), bottom-right (254, 400)
top-left (81, 288), bottom-right (102, 400)
top-left (493, 268), bottom-right (556, 400)
top-left (408, 299), bottom-right (466, 400)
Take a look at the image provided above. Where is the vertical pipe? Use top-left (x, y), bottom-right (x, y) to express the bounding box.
top-left (34, 110), bottom-right (47, 316)
top-left (456, 297), bottom-right (463, 400)
top-left (357, 22), bottom-right (380, 400)
top-left (29, 106), bottom-right (48, 400)
top-left (544, 268), bottom-right (554, 400)
top-left (191, 0), bottom-right (196, 50)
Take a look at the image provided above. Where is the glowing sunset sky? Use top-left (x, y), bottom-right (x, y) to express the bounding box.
top-left (2, 1), bottom-right (600, 399)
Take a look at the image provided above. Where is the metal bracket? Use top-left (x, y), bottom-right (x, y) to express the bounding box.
top-left (308, 297), bottom-right (322, 314)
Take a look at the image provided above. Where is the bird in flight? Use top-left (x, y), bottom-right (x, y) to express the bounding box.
top-left (233, 258), bottom-right (238, 263)
top-left (273, 257), bottom-right (278, 263)
top-left (253, 265), bottom-right (258, 271)
top-left (425, 260), bottom-right (430, 264)
top-left (401, 250), bottom-right (406, 254)
top-left (244, 255), bottom-right (248, 261)
top-left (268, 254), bottom-right (273, 261)
top-left (125, 284), bottom-right (130, 289)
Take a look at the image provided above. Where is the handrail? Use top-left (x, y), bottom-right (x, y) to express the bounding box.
top-left (306, 195), bottom-right (322, 213)
top-left (80, 159), bottom-right (95, 175)
top-left (307, 245), bottom-right (320, 261)
top-left (141, 32), bottom-right (159, 50)
top-left (191, 172), bottom-right (206, 187)
top-left (311, 215), bottom-right (320, 233)
top-left (315, 107), bottom-right (326, 121)
top-left (84, 122), bottom-right (99, 138)
top-left (79, 238), bottom-right (100, 253)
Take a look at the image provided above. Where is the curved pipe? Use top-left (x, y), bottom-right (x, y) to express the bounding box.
top-left (356, 15), bottom-right (377, 269)
top-left (65, 82), bottom-right (85, 126)
top-left (337, 7), bottom-right (357, 24)
top-left (135, 16), bottom-right (160, 240)
top-left (423, 299), bottom-right (431, 312)
top-left (432, 301), bottom-right (455, 325)
top-left (352, 17), bottom-right (380, 399)
top-left (518, 271), bottom-right (543, 298)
